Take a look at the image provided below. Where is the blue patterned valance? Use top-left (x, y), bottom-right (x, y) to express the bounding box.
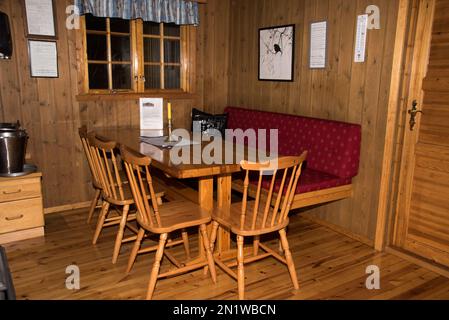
top-left (75, 0), bottom-right (199, 25)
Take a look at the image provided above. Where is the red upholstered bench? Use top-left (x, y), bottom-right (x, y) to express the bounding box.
top-left (225, 107), bottom-right (361, 210)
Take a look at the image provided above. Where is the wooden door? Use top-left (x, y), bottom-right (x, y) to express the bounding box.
top-left (393, 0), bottom-right (449, 266)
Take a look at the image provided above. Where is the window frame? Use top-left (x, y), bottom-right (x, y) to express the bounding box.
top-left (80, 16), bottom-right (189, 95)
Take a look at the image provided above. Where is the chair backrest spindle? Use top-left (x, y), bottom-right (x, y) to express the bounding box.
top-left (120, 145), bottom-right (161, 228)
top-left (239, 151), bottom-right (307, 231)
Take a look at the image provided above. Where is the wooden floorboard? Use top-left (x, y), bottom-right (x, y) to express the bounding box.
top-left (3, 207), bottom-right (449, 300)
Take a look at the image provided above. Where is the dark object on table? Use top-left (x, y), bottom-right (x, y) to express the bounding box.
top-left (0, 246), bottom-right (16, 300)
top-left (0, 122), bottom-right (28, 175)
top-left (191, 108), bottom-right (228, 137)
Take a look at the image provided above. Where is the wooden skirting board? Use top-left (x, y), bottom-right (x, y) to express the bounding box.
top-left (0, 227), bottom-right (44, 244)
top-left (44, 201), bottom-right (92, 215)
top-left (386, 246), bottom-right (449, 279)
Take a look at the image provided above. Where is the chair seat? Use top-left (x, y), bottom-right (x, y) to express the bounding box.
top-left (139, 200), bottom-right (211, 234)
top-left (104, 178), bottom-right (165, 206)
top-left (212, 201), bottom-right (289, 236)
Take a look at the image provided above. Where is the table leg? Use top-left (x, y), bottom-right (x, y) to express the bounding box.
top-left (198, 177), bottom-right (214, 257)
top-left (217, 174), bottom-right (231, 253)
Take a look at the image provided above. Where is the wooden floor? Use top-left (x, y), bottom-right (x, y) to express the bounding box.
top-left (4, 206), bottom-right (449, 300)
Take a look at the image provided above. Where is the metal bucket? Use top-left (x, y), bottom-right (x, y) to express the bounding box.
top-left (0, 123), bottom-right (28, 174)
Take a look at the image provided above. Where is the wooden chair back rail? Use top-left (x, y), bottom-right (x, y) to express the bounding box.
top-left (88, 134), bottom-right (126, 202)
top-left (240, 152), bottom-right (307, 231)
top-left (121, 145), bottom-right (160, 228)
top-left (78, 127), bottom-right (101, 188)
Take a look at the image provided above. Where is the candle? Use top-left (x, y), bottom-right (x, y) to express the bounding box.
top-left (167, 102), bottom-right (172, 120)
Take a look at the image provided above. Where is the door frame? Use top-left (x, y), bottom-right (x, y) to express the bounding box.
top-left (374, 0), bottom-right (436, 250)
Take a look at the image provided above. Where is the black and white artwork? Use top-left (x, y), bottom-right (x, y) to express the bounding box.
top-left (259, 24), bottom-right (295, 81)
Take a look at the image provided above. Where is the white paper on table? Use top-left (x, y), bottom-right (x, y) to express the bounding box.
top-left (28, 40), bottom-right (58, 77)
top-left (354, 14), bottom-right (368, 63)
top-left (140, 141), bottom-right (164, 162)
top-left (141, 136), bottom-right (200, 148)
top-left (310, 21), bottom-right (327, 68)
top-left (140, 98), bottom-right (163, 130)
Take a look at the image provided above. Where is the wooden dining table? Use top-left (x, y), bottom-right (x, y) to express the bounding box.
top-left (96, 128), bottom-right (245, 254)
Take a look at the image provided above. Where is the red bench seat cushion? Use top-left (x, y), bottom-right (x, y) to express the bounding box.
top-left (249, 168), bottom-right (352, 195)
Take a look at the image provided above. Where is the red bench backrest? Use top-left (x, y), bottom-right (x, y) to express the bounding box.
top-left (224, 107), bottom-right (361, 179)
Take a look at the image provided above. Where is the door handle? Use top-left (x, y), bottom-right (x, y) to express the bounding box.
top-left (408, 100), bottom-right (423, 131)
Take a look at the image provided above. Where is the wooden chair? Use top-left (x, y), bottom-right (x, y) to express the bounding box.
top-left (120, 145), bottom-right (217, 300)
top-left (88, 133), bottom-right (175, 264)
top-left (78, 126), bottom-right (102, 223)
top-left (209, 152), bottom-right (307, 300)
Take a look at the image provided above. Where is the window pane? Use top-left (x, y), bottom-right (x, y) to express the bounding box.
top-left (112, 64), bottom-right (131, 89)
top-left (164, 39), bottom-right (180, 63)
top-left (164, 23), bottom-right (180, 37)
top-left (143, 22), bottom-right (160, 35)
top-left (144, 65), bottom-right (161, 89)
top-left (86, 34), bottom-right (107, 61)
top-left (144, 38), bottom-right (160, 63)
top-left (88, 64), bottom-right (109, 89)
top-left (111, 36), bottom-right (130, 61)
top-left (164, 66), bottom-right (181, 89)
top-left (85, 14), bottom-right (106, 31)
top-left (109, 18), bottom-right (130, 33)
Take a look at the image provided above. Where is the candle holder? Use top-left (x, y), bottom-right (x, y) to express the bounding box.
top-left (165, 119), bottom-right (179, 142)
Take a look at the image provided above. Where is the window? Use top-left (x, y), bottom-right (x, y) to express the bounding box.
top-left (82, 14), bottom-right (185, 94)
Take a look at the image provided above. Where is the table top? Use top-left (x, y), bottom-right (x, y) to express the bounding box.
top-left (96, 128), bottom-right (247, 179)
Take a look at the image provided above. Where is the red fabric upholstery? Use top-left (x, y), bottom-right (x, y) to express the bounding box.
top-left (249, 169), bottom-right (352, 195)
top-left (225, 107), bottom-right (361, 179)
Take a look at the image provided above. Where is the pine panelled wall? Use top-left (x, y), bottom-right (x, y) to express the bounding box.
top-left (203, 0), bottom-right (401, 242)
top-left (0, 0), bottom-right (404, 242)
top-left (0, 0), bottom-right (227, 209)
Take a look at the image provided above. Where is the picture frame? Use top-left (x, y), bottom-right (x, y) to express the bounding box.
top-left (23, 0), bottom-right (57, 39)
top-left (258, 24), bottom-right (295, 82)
top-left (28, 40), bottom-right (59, 78)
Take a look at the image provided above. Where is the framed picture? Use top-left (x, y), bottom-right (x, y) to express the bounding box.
top-left (259, 24), bottom-right (295, 82)
top-left (28, 40), bottom-right (59, 78)
top-left (23, 0), bottom-right (57, 38)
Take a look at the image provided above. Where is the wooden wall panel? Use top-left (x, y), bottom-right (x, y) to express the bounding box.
top-left (219, 0), bottom-right (401, 240)
top-left (0, 0), bottom-right (223, 209)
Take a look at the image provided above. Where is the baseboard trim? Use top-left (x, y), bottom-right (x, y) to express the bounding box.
top-left (0, 227), bottom-right (44, 244)
top-left (386, 246), bottom-right (449, 279)
top-left (301, 213), bottom-right (374, 247)
top-left (44, 201), bottom-right (92, 215)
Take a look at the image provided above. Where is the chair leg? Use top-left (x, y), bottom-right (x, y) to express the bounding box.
top-left (126, 227), bottom-right (145, 273)
top-left (253, 236), bottom-right (260, 256)
top-left (146, 233), bottom-right (168, 300)
top-left (203, 221), bottom-right (219, 275)
top-left (87, 189), bottom-right (101, 223)
top-left (92, 201), bottom-right (110, 244)
top-left (279, 228), bottom-right (299, 290)
top-left (181, 229), bottom-right (191, 260)
top-left (112, 204), bottom-right (130, 264)
top-left (200, 224), bottom-right (217, 283)
top-left (237, 235), bottom-right (245, 300)
top-left (279, 239), bottom-right (283, 253)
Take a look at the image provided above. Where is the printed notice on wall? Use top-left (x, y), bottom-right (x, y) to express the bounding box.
top-left (140, 98), bottom-right (164, 136)
top-left (25, 0), bottom-right (55, 37)
top-left (354, 14), bottom-right (368, 63)
top-left (310, 21), bottom-right (327, 68)
top-left (28, 40), bottom-right (58, 78)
